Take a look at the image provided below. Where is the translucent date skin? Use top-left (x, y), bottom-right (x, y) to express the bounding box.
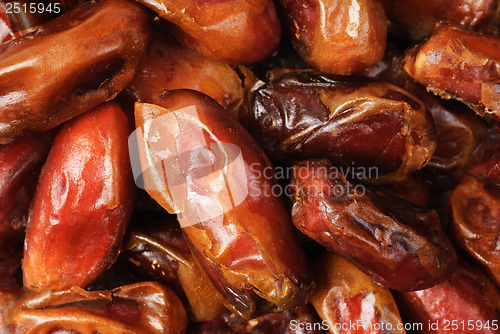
top-left (381, 0), bottom-right (500, 41)
top-left (245, 71), bottom-right (436, 183)
top-left (403, 23), bottom-right (500, 129)
top-left (466, 130), bottom-right (500, 186)
top-left (0, 0), bottom-right (152, 143)
top-left (449, 176), bottom-right (500, 286)
top-left (9, 282), bottom-right (187, 334)
top-left (362, 43), bottom-right (488, 172)
top-left (0, 289), bottom-right (21, 333)
top-left (394, 260), bottom-right (500, 334)
top-left (311, 253), bottom-right (406, 334)
top-left (126, 35), bottom-right (246, 116)
top-left (123, 212), bottom-right (226, 322)
top-left (277, 0), bottom-right (387, 75)
top-left (23, 102), bottom-right (136, 291)
top-left (134, 90), bottom-right (313, 318)
top-left (290, 160), bottom-right (457, 291)
top-left (134, 0), bottom-right (280, 64)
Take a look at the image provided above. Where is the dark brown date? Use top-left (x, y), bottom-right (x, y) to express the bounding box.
top-left (376, 175), bottom-right (430, 208)
top-left (290, 159), bottom-right (457, 291)
top-left (134, 90), bottom-right (313, 318)
top-left (134, 0), bottom-right (280, 64)
top-left (466, 130), bottom-right (500, 185)
top-left (243, 71), bottom-right (436, 183)
top-left (277, 0), bottom-right (387, 75)
top-left (310, 253), bottom-right (406, 334)
top-left (449, 176), bottom-right (500, 286)
top-left (0, 0), bottom-right (152, 142)
top-left (403, 23), bottom-right (500, 129)
top-left (9, 282), bottom-right (187, 334)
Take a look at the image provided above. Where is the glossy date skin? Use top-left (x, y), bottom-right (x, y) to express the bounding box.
top-left (449, 176), bottom-right (500, 286)
top-left (123, 212), bottom-right (226, 321)
top-left (245, 71), bottom-right (436, 183)
top-left (311, 253), bottom-right (406, 334)
top-left (278, 0), bottom-right (387, 75)
top-left (403, 23), bottom-right (500, 129)
top-left (381, 0), bottom-right (500, 41)
top-left (394, 260), bottom-right (500, 334)
top-left (134, 90), bottom-right (313, 318)
top-left (9, 282), bottom-right (187, 334)
top-left (290, 159), bottom-right (457, 291)
top-left (466, 130), bottom-right (500, 185)
top-left (134, 0), bottom-right (280, 64)
top-left (23, 102), bottom-right (136, 291)
top-left (0, 2), bottom-right (53, 44)
top-left (0, 0), bottom-right (152, 143)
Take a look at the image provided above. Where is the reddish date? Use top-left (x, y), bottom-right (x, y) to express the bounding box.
top-left (23, 102), bottom-right (135, 291)
top-left (466, 130), bottom-right (500, 185)
top-left (290, 159), bottom-right (457, 291)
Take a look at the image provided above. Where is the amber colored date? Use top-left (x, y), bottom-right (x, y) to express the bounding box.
top-left (449, 176), bottom-right (500, 286)
top-left (123, 212), bottom-right (226, 322)
top-left (278, 0), bottom-right (387, 75)
top-left (394, 260), bottom-right (500, 334)
top-left (244, 71), bottom-right (436, 183)
top-left (134, 90), bottom-right (313, 318)
top-left (23, 102), bottom-right (135, 291)
top-left (0, 0), bottom-right (151, 142)
top-left (466, 130), bottom-right (500, 185)
top-left (9, 282), bottom-right (187, 334)
top-left (403, 23), bottom-right (500, 129)
top-left (134, 0), bottom-right (280, 64)
top-left (310, 253), bottom-right (406, 334)
top-left (0, 289), bottom-right (21, 333)
top-left (290, 159), bottom-right (457, 291)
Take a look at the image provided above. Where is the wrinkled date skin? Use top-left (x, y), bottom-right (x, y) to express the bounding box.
top-left (134, 90), bottom-right (313, 318)
top-left (0, 289), bottom-right (21, 333)
top-left (123, 212), bottom-right (226, 322)
top-left (376, 175), bottom-right (430, 208)
top-left (362, 43), bottom-right (488, 172)
top-left (9, 282), bottom-right (187, 334)
top-left (126, 35), bottom-right (246, 116)
top-left (403, 23), bottom-right (500, 129)
top-left (290, 159), bottom-right (457, 291)
top-left (134, 0), bottom-right (280, 64)
top-left (310, 253), bottom-right (406, 334)
top-left (449, 176), bottom-right (500, 286)
top-left (381, 0), bottom-right (500, 41)
top-left (23, 102), bottom-right (136, 291)
top-left (0, 0), bottom-right (152, 142)
top-left (394, 260), bottom-right (500, 334)
top-left (245, 71), bottom-right (436, 183)
top-left (277, 0), bottom-right (387, 75)
top-left (466, 130), bottom-right (500, 185)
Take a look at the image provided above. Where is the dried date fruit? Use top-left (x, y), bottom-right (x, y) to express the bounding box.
top-left (134, 0), bottom-right (280, 64)
top-left (375, 175), bottom-right (430, 208)
top-left (449, 176), bottom-right (500, 286)
top-left (394, 260), bottom-right (500, 334)
top-left (466, 130), bottom-right (500, 186)
top-left (277, 0), bottom-right (387, 75)
top-left (290, 159), bottom-right (457, 291)
top-left (23, 102), bottom-right (135, 291)
top-left (0, 1), bottom-right (52, 44)
top-left (0, 0), bottom-right (152, 142)
top-left (243, 71), bottom-right (436, 183)
top-left (403, 23), bottom-right (500, 129)
top-left (10, 282), bottom-right (187, 334)
top-left (0, 288), bottom-right (21, 333)
top-left (134, 89), bottom-right (313, 318)
top-left (310, 253), bottom-right (406, 334)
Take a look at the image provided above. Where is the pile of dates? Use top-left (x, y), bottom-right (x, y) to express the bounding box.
top-left (1, 0), bottom-right (500, 333)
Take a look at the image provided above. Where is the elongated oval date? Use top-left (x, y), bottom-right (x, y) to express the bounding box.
top-left (394, 260), bottom-right (500, 334)
top-left (244, 71), bottom-right (436, 183)
top-left (134, 90), bottom-right (313, 319)
top-left (310, 253), bottom-right (406, 334)
top-left (381, 0), bottom-right (499, 41)
top-left (277, 0), bottom-right (387, 75)
top-left (403, 23), bottom-right (500, 129)
top-left (449, 176), bottom-right (500, 286)
top-left (10, 282), bottom-right (187, 334)
top-left (123, 212), bottom-right (226, 322)
top-left (466, 130), bottom-right (500, 185)
top-left (23, 102), bottom-right (136, 291)
top-left (126, 35), bottom-right (246, 116)
top-left (0, 0), bottom-right (152, 143)
top-left (290, 159), bottom-right (457, 291)
top-left (133, 0), bottom-right (280, 64)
